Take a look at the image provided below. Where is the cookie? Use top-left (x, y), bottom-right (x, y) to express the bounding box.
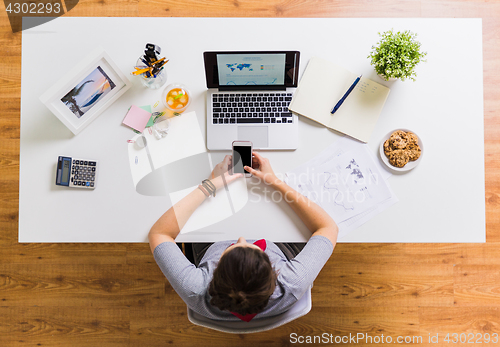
top-left (389, 131), bottom-right (407, 149)
top-left (389, 149), bottom-right (409, 168)
top-left (383, 139), bottom-right (393, 156)
top-left (405, 132), bottom-right (419, 145)
top-left (406, 143), bottom-right (421, 161)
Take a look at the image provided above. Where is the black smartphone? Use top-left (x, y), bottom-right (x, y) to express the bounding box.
top-left (232, 141), bottom-right (252, 177)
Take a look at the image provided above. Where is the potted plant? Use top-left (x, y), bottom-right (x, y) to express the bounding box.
top-left (368, 29), bottom-right (427, 81)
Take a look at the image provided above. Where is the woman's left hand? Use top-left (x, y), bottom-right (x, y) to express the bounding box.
top-left (210, 155), bottom-right (231, 180)
top-left (209, 155), bottom-right (243, 190)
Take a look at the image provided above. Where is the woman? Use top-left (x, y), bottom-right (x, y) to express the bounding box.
top-left (149, 152), bottom-right (338, 321)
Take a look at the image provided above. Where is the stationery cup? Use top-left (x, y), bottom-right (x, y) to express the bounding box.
top-left (136, 57), bottom-right (167, 90)
top-left (162, 83), bottom-right (191, 115)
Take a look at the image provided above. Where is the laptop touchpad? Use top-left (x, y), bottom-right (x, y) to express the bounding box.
top-left (237, 126), bottom-right (268, 148)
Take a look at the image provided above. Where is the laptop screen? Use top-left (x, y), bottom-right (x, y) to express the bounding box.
top-left (204, 51), bottom-right (300, 90)
top-left (216, 53), bottom-right (286, 86)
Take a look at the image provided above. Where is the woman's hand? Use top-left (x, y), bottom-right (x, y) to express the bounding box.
top-left (244, 152), bottom-right (282, 187)
top-left (209, 155), bottom-right (242, 190)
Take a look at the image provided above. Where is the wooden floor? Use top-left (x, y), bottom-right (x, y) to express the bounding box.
top-left (1, 1), bottom-right (499, 346)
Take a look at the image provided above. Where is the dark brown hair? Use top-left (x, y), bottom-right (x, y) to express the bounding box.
top-left (208, 246), bottom-right (276, 315)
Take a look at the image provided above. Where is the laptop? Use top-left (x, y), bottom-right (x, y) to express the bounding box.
top-left (204, 51), bottom-right (300, 150)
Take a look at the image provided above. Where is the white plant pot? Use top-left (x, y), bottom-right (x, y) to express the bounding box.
top-left (377, 74), bottom-right (398, 82)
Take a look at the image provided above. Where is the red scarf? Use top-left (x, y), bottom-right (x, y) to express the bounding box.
top-left (230, 239), bottom-right (267, 322)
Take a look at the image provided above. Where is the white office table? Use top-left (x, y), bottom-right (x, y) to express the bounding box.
top-left (19, 18), bottom-right (484, 242)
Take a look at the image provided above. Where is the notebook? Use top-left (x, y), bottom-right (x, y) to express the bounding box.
top-left (288, 57), bottom-right (390, 143)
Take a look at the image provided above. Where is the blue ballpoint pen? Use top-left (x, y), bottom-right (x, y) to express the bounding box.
top-left (331, 74), bottom-right (362, 114)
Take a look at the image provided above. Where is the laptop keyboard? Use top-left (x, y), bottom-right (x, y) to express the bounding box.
top-left (211, 92), bottom-right (293, 124)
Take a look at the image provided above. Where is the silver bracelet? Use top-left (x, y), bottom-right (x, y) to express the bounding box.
top-left (198, 184), bottom-right (210, 197)
top-left (203, 179), bottom-right (216, 192)
top-left (201, 179), bottom-right (216, 197)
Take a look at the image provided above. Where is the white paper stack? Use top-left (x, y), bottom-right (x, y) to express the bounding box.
top-left (284, 137), bottom-right (398, 239)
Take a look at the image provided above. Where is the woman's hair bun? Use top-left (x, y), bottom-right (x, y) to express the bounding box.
top-left (209, 247), bottom-right (276, 315)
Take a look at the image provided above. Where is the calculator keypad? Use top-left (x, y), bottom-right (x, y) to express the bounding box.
top-left (71, 158), bottom-right (98, 189)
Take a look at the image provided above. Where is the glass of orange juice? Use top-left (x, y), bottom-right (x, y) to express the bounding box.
top-left (161, 83), bottom-right (191, 115)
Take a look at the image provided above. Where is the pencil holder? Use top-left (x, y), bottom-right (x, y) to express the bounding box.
top-left (136, 57), bottom-right (167, 89)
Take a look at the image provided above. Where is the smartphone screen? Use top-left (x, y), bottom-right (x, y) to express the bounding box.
top-left (233, 145), bottom-right (252, 174)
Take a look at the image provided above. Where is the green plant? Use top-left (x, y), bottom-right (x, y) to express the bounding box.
top-left (368, 30), bottom-right (427, 81)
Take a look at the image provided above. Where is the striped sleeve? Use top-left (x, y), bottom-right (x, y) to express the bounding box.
top-left (153, 242), bottom-right (207, 302)
top-left (277, 235), bottom-right (334, 300)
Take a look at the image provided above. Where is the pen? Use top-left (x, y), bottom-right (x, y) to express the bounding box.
top-left (331, 74), bottom-right (362, 114)
top-left (156, 59), bottom-right (169, 69)
top-left (151, 60), bottom-right (169, 76)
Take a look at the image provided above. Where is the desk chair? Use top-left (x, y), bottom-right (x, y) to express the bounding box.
top-left (187, 285), bottom-right (312, 334)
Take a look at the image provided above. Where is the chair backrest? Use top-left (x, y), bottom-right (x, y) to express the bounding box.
top-left (187, 285), bottom-right (312, 334)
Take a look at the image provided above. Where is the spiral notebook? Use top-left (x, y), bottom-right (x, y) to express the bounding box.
top-left (288, 57), bottom-right (390, 143)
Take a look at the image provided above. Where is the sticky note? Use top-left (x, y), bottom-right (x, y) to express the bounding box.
top-left (139, 105), bottom-right (155, 128)
top-left (122, 105), bottom-right (152, 132)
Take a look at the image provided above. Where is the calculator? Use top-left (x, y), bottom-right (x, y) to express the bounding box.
top-left (55, 156), bottom-right (98, 189)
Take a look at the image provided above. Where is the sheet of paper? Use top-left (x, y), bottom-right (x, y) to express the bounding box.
top-left (287, 136), bottom-right (391, 182)
top-left (146, 111), bottom-right (206, 170)
top-left (285, 136), bottom-right (398, 238)
top-left (289, 147), bottom-right (393, 221)
top-left (127, 132), bottom-right (154, 187)
top-left (127, 111), bottom-right (206, 188)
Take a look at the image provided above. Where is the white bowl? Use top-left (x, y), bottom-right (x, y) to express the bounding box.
top-left (379, 129), bottom-right (424, 172)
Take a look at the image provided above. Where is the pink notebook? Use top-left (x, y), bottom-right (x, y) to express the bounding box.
top-left (122, 105), bottom-right (152, 132)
